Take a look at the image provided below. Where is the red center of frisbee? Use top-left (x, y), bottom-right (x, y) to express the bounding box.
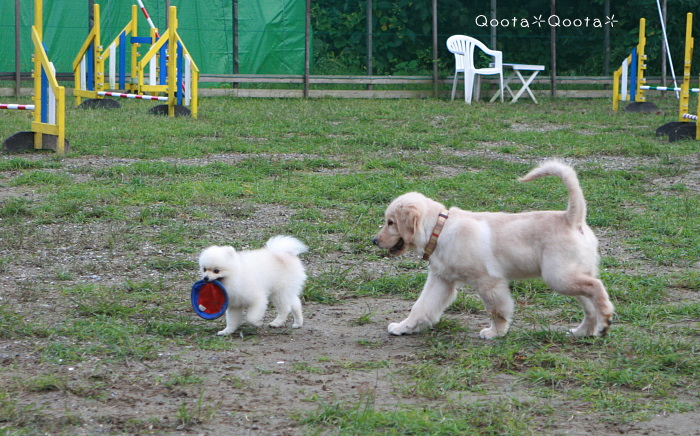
top-left (198, 282), bottom-right (226, 314)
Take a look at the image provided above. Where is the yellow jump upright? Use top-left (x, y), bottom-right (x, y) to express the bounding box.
top-left (1, 0), bottom-right (68, 154)
top-left (678, 13), bottom-right (695, 123)
top-left (612, 18), bottom-right (648, 111)
top-left (655, 13), bottom-right (700, 141)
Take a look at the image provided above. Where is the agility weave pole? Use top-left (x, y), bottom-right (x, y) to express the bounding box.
top-left (1, 0), bottom-right (67, 154)
top-left (612, 18), bottom-right (650, 111)
top-left (655, 13), bottom-right (700, 142)
top-left (72, 4), bottom-right (199, 117)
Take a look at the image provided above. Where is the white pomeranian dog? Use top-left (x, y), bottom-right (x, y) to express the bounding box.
top-left (198, 235), bottom-right (308, 336)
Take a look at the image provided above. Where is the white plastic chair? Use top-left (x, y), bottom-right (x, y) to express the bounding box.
top-left (446, 35), bottom-right (504, 104)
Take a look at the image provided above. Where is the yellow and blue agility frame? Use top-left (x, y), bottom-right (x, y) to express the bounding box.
top-left (73, 4), bottom-right (199, 118)
top-left (612, 18), bottom-right (649, 112)
top-left (1, 0), bottom-right (67, 154)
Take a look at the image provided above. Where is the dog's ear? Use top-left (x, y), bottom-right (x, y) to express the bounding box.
top-left (396, 203), bottom-right (420, 245)
top-left (223, 246), bottom-right (237, 257)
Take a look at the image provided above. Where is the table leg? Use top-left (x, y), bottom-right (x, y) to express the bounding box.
top-left (510, 70), bottom-right (540, 104)
top-left (489, 71), bottom-right (517, 103)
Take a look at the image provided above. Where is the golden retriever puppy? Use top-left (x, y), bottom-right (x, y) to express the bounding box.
top-left (373, 160), bottom-right (614, 339)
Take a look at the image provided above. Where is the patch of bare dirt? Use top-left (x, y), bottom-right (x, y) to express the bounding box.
top-left (2, 298), bottom-right (427, 435)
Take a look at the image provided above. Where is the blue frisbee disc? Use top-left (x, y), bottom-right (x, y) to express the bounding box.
top-left (191, 279), bottom-right (228, 320)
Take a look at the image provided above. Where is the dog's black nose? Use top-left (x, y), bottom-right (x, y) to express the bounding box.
top-left (372, 238), bottom-right (378, 246)
top-left (203, 276), bottom-right (210, 282)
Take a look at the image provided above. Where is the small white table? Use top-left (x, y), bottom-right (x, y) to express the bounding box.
top-left (490, 63), bottom-right (545, 104)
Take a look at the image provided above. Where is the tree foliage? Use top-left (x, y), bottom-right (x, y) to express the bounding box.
top-left (311, 0), bottom-right (700, 76)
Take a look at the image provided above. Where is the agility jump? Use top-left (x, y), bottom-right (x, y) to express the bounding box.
top-left (655, 13), bottom-right (700, 141)
top-left (613, 8), bottom-right (696, 113)
top-left (612, 18), bottom-right (651, 112)
top-left (73, 4), bottom-right (199, 118)
top-left (1, 0), bottom-right (67, 154)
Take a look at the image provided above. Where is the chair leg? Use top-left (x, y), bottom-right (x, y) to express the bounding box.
top-left (499, 73), bottom-right (504, 103)
top-left (464, 71), bottom-right (475, 104)
top-left (451, 72), bottom-right (459, 101)
top-left (474, 76), bottom-right (482, 102)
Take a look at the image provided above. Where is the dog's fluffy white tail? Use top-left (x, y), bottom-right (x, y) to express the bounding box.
top-left (518, 160), bottom-right (587, 227)
top-left (265, 235), bottom-right (308, 256)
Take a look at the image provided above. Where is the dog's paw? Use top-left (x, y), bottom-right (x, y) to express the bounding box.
top-left (388, 322), bottom-right (413, 335)
top-left (595, 320), bottom-right (612, 337)
top-left (570, 318), bottom-right (610, 337)
top-left (479, 327), bottom-right (501, 340)
top-left (569, 325), bottom-right (596, 337)
top-left (291, 322), bottom-right (303, 329)
top-left (568, 327), bottom-right (583, 337)
top-left (570, 325), bottom-right (610, 338)
top-left (569, 324), bottom-right (590, 337)
top-left (597, 315), bottom-right (613, 337)
top-left (269, 320), bottom-right (285, 328)
top-left (217, 328), bottom-right (234, 336)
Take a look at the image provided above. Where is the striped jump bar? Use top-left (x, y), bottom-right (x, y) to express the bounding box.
top-left (640, 85), bottom-right (700, 93)
top-left (0, 104), bottom-right (36, 110)
top-left (135, 0), bottom-right (161, 39)
top-left (97, 91), bottom-right (168, 101)
top-left (682, 113), bottom-right (698, 121)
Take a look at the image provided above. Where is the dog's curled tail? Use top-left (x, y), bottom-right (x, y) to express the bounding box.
top-left (265, 235), bottom-right (308, 256)
top-left (518, 160), bottom-right (587, 227)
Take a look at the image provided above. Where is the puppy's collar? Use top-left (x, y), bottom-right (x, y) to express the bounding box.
top-left (423, 209), bottom-right (449, 261)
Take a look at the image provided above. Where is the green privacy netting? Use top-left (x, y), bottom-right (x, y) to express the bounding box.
top-left (0, 0), bottom-right (309, 76)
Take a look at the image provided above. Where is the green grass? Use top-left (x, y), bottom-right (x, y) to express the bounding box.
top-left (1, 95), bottom-right (699, 434)
top-left (302, 393), bottom-right (537, 435)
